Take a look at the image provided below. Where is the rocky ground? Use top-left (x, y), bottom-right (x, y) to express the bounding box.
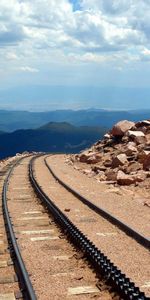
top-left (70, 119), bottom-right (150, 208)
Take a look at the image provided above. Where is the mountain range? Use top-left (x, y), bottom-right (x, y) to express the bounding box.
top-left (0, 122), bottom-right (107, 159)
top-left (0, 109), bottom-right (150, 132)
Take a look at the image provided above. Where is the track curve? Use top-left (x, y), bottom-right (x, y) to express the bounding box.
top-left (2, 156), bottom-right (37, 300)
top-left (44, 156), bottom-right (150, 250)
top-left (30, 155), bottom-right (149, 300)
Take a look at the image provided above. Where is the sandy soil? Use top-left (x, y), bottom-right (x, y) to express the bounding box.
top-left (7, 157), bottom-right (116, 300)
top-left (33, 154), bottom-right (150, 297)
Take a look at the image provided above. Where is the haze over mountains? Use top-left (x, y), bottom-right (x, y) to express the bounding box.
top-left (0, 108), bottom-right (150, 159)
top-left (0, 122), bottom-right (106, 159)
top-left (1, 86), bottom-right (150, 112)
top-left (0, 108), bottom-right (150, 132)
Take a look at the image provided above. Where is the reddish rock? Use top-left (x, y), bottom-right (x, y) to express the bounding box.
top-left (74, 118), bottom-right (150, 187)
top-left (143, 153), bottom-right (150, 170)
top-left (103, 147), bottom-right (112, 153)
top-left (127, 130), bottom-right (145, 138)
top-left (96, 171), bottom-right (106, 181)
top-left (117, 170), bottom-right (135, 185)
top-left (111, 154), bottom-right (128, 168)
top-left (135, 120), bottom-right (150, 128)
top-left (127, 130), bottom-right (146, 144)
top-left (134, 136), bottom-right (146, 145)
top-left (104, 159), bottom-right (112, 167)
top-left (111, 120), bottom-right (134, 137)
top-left (105, 169), bottom-right (118, 181)
top-left (138, 150), bottom-right (150, 163)
top-left (92, 165), bottom-right (107, 173)
top-left (124, 142), bottom-right (137, 156)
top-left (132, 170), bottom-right (146, 182)
top-left (146, 133), bottom-right (150, 145)
top-left (137, 144), bottom-right (145, 152)
top-left (79, 151), bottom-right (102, 163)
top-left (117, 170), bottom-right (146, 185)
top-left (79, 152), bottom-right (91, 163)
top-left (122, 136), bottom-right (129, 143)
top-left (86, 154), bottom-right (102, 164)
top-left (126, 162), bottom-right (142, 173)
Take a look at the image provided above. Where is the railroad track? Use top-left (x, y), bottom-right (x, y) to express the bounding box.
top-left (1, 155), bottom-right (119, 299)
top-left (44, 156), bottom-right (150, 250)
top-left (31, 155), bottom-right (149, 300)
top-left (1, 154), bottom-right (149, 299)
top-left (2, 156), bottom-right (36, 300)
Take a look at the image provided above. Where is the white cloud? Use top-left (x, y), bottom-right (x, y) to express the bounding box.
top-left (142, 48), bottom-right (150, 56)
top-left (18, 66), bottom-right (39, 72)
top-left (0, 0), bottom-right (150, 83)
top-left (6, 52), bottom-right (18, 60)
top-left (80, 0), bottom-right (132, 14)
top-left (139, 47), bottom-right (150, 61)
top-left (68, 52), bottom-right (108, 63)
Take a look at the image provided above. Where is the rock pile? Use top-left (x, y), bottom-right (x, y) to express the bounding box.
top-left (74, 119), bottom-right (150, 186)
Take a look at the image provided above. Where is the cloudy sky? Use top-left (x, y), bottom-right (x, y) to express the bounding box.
top-left (1, 0), bottom-right (150, 110)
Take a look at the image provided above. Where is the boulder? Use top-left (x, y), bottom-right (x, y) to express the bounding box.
top-left (117, 170), bottom-right (135, 185)
top-left (111, 154), bottom-right (128, 168)
top-left (86, 154), bottom-right (102, 164)
top-left (137, 144), bottom-right (145, 152)
top-left (126, 162), bottom-right (142, 173)
top-left (146, 133), bottom-right (150, 145)
top-left (132, 170), bottom-right (146, 182)
top-left (92, 165), bottom-right (107, 173)
top-left (105, 169), bottom-right (118, 181)
top-left (124, 142), bottom-right (137, 156)
top-left (79, 151), bottom-right (90, 162)
top-left (74, 117), bottom-right (150, 187)
top-left (135, 120), bottom-right (150, 128)
top-left (127, 130), bottom-right (146, 144)
top-left (127, 130), bottom-right (145, 138)
top-left (104, 159), bottom-right (112, 167)
top-left (138, 150), bottom-right (150, 163)
top-left (104, 133), bottom-right (111, 139)
top-left (143, 153), bottom-right (150, 170)
top-left (96, 171), bottom-right (106, 181)
top-left (79, 151), bottom-right (100, 163)
top-left (117, 170), bottom-right (146, 185)
top-left (134, 135), bottom-right (146, 145)
top-left (122, 136), bottom-right (129, 143)
top-left (111, 120), bottom-right (135, 137)
top-left (135, 126), bottom-right (147, 134)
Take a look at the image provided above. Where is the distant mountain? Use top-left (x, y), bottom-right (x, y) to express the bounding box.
top-left (0, 131), bottom-right (5, 135)
top-left (39, 122), bottom-right (75, 132)
top-left (1, 85), bottom-right (150, 111)
top-left (0, 122), bottom-right (107, 159)
top-left (0, 109), bottom-right (150, 132)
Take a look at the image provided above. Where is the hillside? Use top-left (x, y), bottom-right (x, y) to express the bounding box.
top-left (72, 119), bottom-right (150, 203)
top-left (0, 122), bottom-right (107, 159)
top-left (1, 109), bottom-right (150, 132)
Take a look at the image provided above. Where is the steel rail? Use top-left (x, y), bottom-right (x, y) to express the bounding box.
top-left (2, 157), bottom-right (37, 300)
top-left (44, 157), bottom-right (150, 250)
top-left (30, 156), bottom-right (148, 300)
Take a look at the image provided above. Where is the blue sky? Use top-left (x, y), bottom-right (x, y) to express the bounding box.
top-left (1, 0), bottom-right (150, 111)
